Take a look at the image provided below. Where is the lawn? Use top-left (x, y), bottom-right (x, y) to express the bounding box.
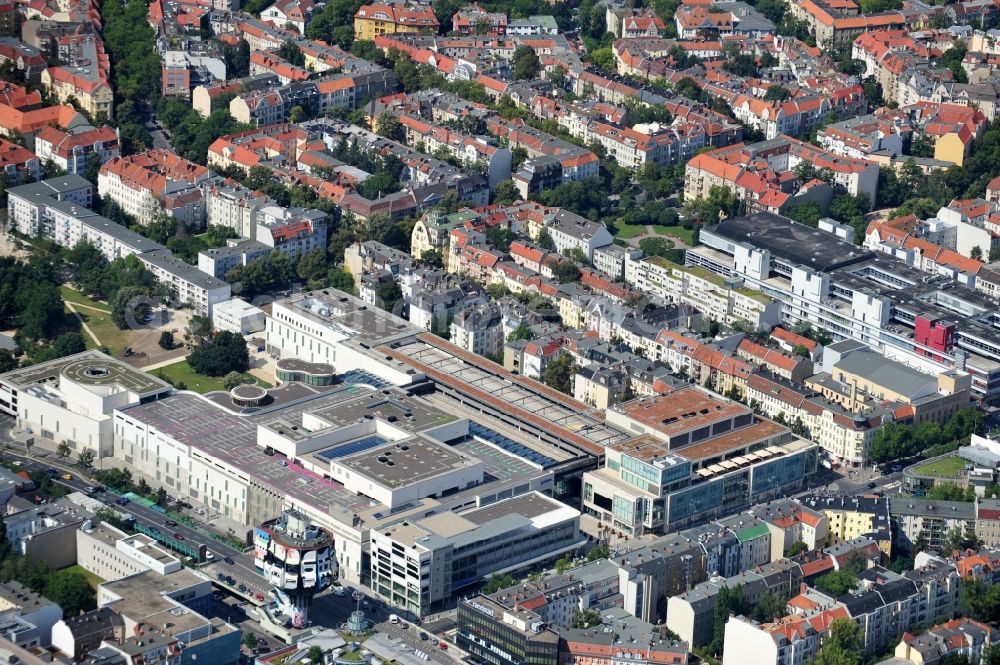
top-left (611, 223), bottom-right (647, 240)
top-left (60, 286), bottom-right (110, 311)
top-left (62, 564), bottom-right (105, 589)
top-left (914, 456), bottom-right (967, 478)
top-left (73, 308), bottom-right (131, 355)
top-left (153, 360), bottom-right (271, 394)
top-left (650, 225), bottom-right (697, 245)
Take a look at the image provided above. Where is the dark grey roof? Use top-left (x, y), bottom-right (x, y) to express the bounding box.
top-left (709, 213), bottom-right (876, 273)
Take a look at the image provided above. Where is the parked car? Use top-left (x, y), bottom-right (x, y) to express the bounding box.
top-left (420, 633), bottom-right (429, 641)
top-left (439, 642), bottom-right (447, 650)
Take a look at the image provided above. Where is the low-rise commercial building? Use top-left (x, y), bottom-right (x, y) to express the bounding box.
top-left (0, 350), bottom-right (172, 463)
top-left (583, 386), bottom-right (818, 535)
top-left (371, 492), bottom-right (585, 615)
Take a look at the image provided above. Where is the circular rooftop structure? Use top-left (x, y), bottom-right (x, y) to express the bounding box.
top-left (60, 357), bottom-right (169, 394)
top-left (231, 383), bottom-right (268, 408)
top-left (276, 359), bottom-right (335, 386)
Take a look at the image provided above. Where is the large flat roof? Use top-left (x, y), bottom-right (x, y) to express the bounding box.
top-left (614, 386), bottom-right (750, 438)
top-left (386, 335), bottom-right (628, 456)
top-left (275, 290), bottom-right (420, 345)
top-left (1, 350), bottom-right (169, 395)
top-left (119, 391), bottom-right (374, 515)
top-left (339, 438), bottom-right (478, 489)
top-left (462, 491), bottom-right (562, 525)
top-left (709, 213), bottom-right (875, 273)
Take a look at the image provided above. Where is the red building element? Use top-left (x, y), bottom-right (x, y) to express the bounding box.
top-left (915, 315), bottom-right (955, 362)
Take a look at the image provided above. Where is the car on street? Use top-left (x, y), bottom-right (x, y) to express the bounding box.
top-left (45, 468), bottom-right (58, 477)
top-left (401, 623), bottom-right (409, 629)
top-left (224, 556), bottom-right (235, 565)
top-left (867, 482), bottom-right (877, 489)
top-left (439, 642), bottom-right (447, 650)
top-left (173, 532), bottom-right (184, 540)
top-left (116, 497), bottom-right (130, 506)
top-left (165, 519), bottom-right (178, 527)
top-left (83, 486), bottom-right (100, 494)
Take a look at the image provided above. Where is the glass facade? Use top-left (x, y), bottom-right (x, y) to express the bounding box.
top-left (667, 480), bottom-right (723, 522)
top-left (457, 602), bottom-right (558, 665)
top-left (751, 455), bottom-right (806, 497)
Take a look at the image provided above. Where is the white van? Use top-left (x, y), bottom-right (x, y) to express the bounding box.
top-left (389, 614), bottom-right (400, 624)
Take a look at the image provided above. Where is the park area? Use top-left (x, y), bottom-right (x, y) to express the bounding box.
top-left (61, 286), bottom-right (191, 367)
top-left (153, 359), bottom-right (270, 394)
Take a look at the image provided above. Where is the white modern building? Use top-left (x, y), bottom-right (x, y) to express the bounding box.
top-left (0, 351), bottom-right (172, 462)
top-left (213, 297), bottom-right (267, 335)
top-left (370, 492), bottom-right (585, 617)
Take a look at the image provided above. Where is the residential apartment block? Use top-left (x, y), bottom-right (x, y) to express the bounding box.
top-left (98, 149), bottom-right (210, 226)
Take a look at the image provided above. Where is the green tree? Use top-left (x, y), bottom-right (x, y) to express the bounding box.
top-left (223, 371), bottom-right (247, 391)
top-left (553, 260), bottom-right (582, 284)
top-left (814, 569), bottom-right (857, 596)
top-left (110, 286), bottom-right (152, 330)
top-left (481, 573), bottom-right (515, 594)
top-left (376, 112), bottom-right (402, 139)
top-left (752, 590), bottom-right (788, 623)
top-left (786, 541), bottom-right (809, 557)
top-left (587, 545), bottom-right (610, 561)
top-left (17, 283), bottom-right (65, 341)
top-left (537, 229), bottom-right (555, 250)
top-left (785, 202), bottom-right (823, 227)
top-left (512, 45), bottom-right (541, 80)
top-left (188, 332), bottom-right (250, 377)
top-left (277, 40), bottom-right (305, 66)
top-left (572, 609), bottom-right (601, 628)
top-left (158, 331), bottom-right (175, 350)
top-left (75, 447), bottom-right (96, 470)
top-left (493, 180), bottom-right (520, 206)
top-left (297, 248), bottom-right (330, 283)
top-left (858, 0), bottom-right (901, 13)
top-left (638, 237), bottom-right (675, 258)
top-left (542, 352), bottom-right (577, 395)
top-left (376, 280), bottom-right (403, 315)
top-left (308, 646), bottom-right (324, 664)
top-left (486, 227), bottom-right (518, 251)
top-left (421, 249), bottom-right (444, 269)
top-left (57, 442), bottom-right (71, 458)
top-left (44, 570), bottom-right (96, 615)
top-left (810, 618), bottom-right (861, 665)
top-left (244, 632), bottom-right (258, 649)
top-left (555, 554), bottom-right (574, 574)
top-left (709, 585), bottom-right (747, 656)
top-left (329, 268), bottom-right (355, 293)
top-left (507, 325), bottom-right (534, 342)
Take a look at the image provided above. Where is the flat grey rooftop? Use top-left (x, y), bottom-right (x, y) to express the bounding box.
top-left (462, 491), bottom-right (560, 525)
top-left (339, 438), bottom-right (477, 488)
top-left (279, 290), bottom-right (420, 344)
top-left (710, 213), bottom-right (875, 273)
top-left (7, 174), bottom-right (91, 198)
top-left (119, 391), bottom-right (373, 515)
top-left (307, 388), bottom-right (457, 432)
top-left (834, 350), bottom-right (935, 399)
top-left (0, 350), bottom-right (169, 394)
